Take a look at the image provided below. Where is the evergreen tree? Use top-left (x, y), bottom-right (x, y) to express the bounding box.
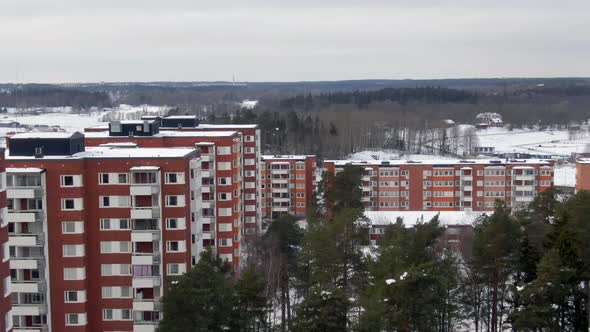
top-left (231, 265), bottom-right (269, 332)
top-left (157, 250), bottom-right (234, 332)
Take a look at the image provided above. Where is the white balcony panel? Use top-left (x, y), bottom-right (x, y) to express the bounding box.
top-left (7, 212), bottom-right (37, 223)
top-left (132, 255), bottom-right (155, 265)
top-left (130, 186), bottom-right (158, 196)
top-left (131, 208), bottom-right (158, 219)
top-left (271, 169), bottom-right (289, 175)
top-left (7, 189), bottom-right (36, 199)
top-left (134, 324), bottom-right (157, 332)
top-left (14, 328), bottom-right (43, 332)
top-left (462, 186), bottom-right (473, 191)
top-left (272, 207), bottom-right (289, 212)
top-left (201, 155), bottom-right (210, 162)
top-left (132, 278), bottom-right (161, 288)
top-left (514, 185), bottom-right (535, 192)
top-left (10, 259), bottom-right (38, 270)
top-left (514, 196), bottom-right (534, 202)
top-left (271, 188), bottom-right (288, 193)
top-left (271, 179), bottom-right (289, 184)
top-left (201, 186), bottom-right (211, 193)
top-left (133, 301), bottom-right (156, 311)
top-left (12, 282), bottom-right (41, 293)
top-left (131, 232), bottom-right (159, 242)
top-left (201, 171), bottom-right (210, 178)
top-left (9, 236), bottom-right (38, 247)
top-left (202, 232), bottom-right (213, 240)
top-left (273, 198), bottom-right (290, 203)
top-left (12, 305), bottom-right (45, 316)
top-left (201, 201), bottom-right (211, 209)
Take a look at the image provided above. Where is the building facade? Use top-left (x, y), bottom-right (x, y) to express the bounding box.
top-left (0, 149), bottom-right (11, 332)
top-left (260, 155), bottom-right (317, 222)
top-left (324, 159), bottom-right (554, 212)
top-left (575, 159), bottom-right (590, 192)
top-left (5, 132), bottom-right (201, 332)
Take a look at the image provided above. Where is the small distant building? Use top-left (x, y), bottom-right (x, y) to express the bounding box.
top-left (475, 112), bottom-right (503, 127)
top-left (474, 146), bottom-right (495, 155)
top-left (0, 120), bottom-right (19, 128)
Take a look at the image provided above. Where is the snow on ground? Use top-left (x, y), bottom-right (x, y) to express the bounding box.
top-left (349, 150), bottom-right (455, 161)
top-left (240, 100), bottom-right (258, 109)
top-left (476, 126), bottom-right (590, 157)
top-left (0, 104), bottom-right (170, 134)
top-left (554, 164), bottom-right (576, 187)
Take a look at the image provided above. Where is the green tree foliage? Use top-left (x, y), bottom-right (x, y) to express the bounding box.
top-left (158, 250), bottom-right (268, 332)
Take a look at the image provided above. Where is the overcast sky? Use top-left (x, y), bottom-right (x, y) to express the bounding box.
top-left (1, 0), bottom-right (589, 83)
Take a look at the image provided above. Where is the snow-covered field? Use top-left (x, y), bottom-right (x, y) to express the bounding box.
top-left (0, 104), bottom-right (170, 135)
top-left (349, 150), bottom-right (455, 161)
top-left (476, 126), bottom-right (590, 157)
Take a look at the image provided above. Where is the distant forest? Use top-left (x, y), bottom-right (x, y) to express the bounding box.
top-left (2, 79), bottom-right (590, 158)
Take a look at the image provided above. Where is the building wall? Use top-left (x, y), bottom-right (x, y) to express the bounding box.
top-left (6, 153), bottom-right (198, 332)
top-left (0, 149), bottom-right (11, 332)
top-left (325, 160), bottom-right (554, 212)
top-left (576, 162), bottom-right (590, 192)
top-left (261, 156), bottom-right (317, 222)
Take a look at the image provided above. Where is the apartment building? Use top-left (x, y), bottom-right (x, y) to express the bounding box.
top-left (261, 155), bottom-right (317, 221)
top-left (0, 149), bottom-right (11, 332)
top-left (324, 159), bottom-right (554, 212)
top-left (575, 159), bottom-right (590, 192)
top-left (5, 132), bottom-right (201, 332)
top-left (85, 118), bottom-right (262, 235)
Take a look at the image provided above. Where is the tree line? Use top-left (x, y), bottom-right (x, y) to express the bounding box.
top-left (158, 165), bottom-right (590, 331)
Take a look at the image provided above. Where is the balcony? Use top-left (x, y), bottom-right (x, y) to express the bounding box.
top-left (13, 327), bottom-right (49, 332)
top-left (134, 324), bottom-right (157, 332)
top-left (12, 304), bottom-right (48, 316)
top-left (270, 169), bottom-right (289, 175)
top-left (272, 207), bottom-right (289, 212)
top-left (131, 232), bottom-right (160, 242)
top-left (9, 235), bottom-right (44, 247)
top-left (272, 197), bottom-right (290, 203)
top-left (271, 187), bottom-right (289, 193)
top-left (10, 257), bottom-right (43, 270)
top-left (462, 186), bottom-right (473, 191)
top-left (271, 178), bottom-right (289, 184)
top-left (201, 200), bottom-right (213, 209)
top-left (133, 278), bottom-right (161, 288)
top-left (131, 207), bottom-right (160, 219)
top-left (12, 280), bottom-right (46, 293)
top-left (7, 212), bottom-right (38, 223)
top-left (133, 299), bottom-right (161, 312)
top-left (513, 185), bottom-right (535, 192)
top-left (132, 254), bottom-right (160, 266)
top-left (7, 189), bottom-right (43, 199)
top-left (130, 185), bottom-right (160, 196)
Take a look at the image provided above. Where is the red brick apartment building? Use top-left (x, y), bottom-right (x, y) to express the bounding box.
top-left (4, 132), bottom-right (202, 332)
top-left (260, 155), bottom-right (317, 222)
top-left (85, 117), bottom-right (262, 235)
top-left (0, 149), bottom-right (11, 332)
top-left (324, 159), bottom-right (554, 211)
top-left (575, 159), bottom-right (590, 192)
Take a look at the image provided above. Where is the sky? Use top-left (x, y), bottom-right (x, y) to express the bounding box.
top-left (1, 0), bottom-right (589, 83)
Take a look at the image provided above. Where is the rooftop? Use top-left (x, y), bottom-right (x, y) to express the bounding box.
top-left (365, 210), bottom-right (487, 227)
top-left (83, 130), bottom-right (238, 138)
top-left (262, 155), bottom-right (315, 160)
top-left (326, 158), bottom-right (553, 167)
top-left (6, 146), bottom-right (197, 160)
top-left (10, 132), bottom-right (80, 139)
top-left (197, 124), bottom-right (258, 129)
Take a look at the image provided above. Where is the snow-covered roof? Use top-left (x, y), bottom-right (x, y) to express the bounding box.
top-left (366, 210), bottom-right (487, 227)
top-left (6, 167), bottom-right (44, 173)
top-left (6, 147), bottom-right (197, 160)
top-left (577, 158), bottom-right (590, 164)
top-left (130, 166), bottom-right (160, 171)
top-left (164, 115), bottom-right (198, 119)
top-left (326, 159), bottom-right (552, 167)
top-left (262, 155), bottom-right (315, 161)
top-left (10, 132), bottom-right (79, 139)
top-left (99, 142), bottom-right (138, 148)
top-left (83, 130), bottom-right (238, 138)
top-left (197, 124), bottom-right (258, 129)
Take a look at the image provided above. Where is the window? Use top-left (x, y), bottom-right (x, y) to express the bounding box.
top-left (100, 218), bottom-right (130, 231)
top-left (98, 173), bottom-right (129, 185)
top-left (244, 147), bottom-right (255, 153)
top-left (64, 268), bottom-right (85, 280)
top-left (245, 135), bottom-right (255, 142)
top-left (217, 162), bottom-right (231, 171)
top-left (166, 195), bottom-right (185, 207)
top-left (101, 264), bottom-right (131, 276)
top-left (219, 238), bottom-right (232, 247)
top-left (63, 245), bottom-right (85, 257)
top-left (103, 309), bottom-right (132, 321)
top-left (61, 198), bottom-right (83, 211)
top-left (60, 175), bottom-right (82, 187)
top-left (218, 207), bottom-right (232, 217)
top-left (65, 290), bottom-right (86, 303)
top-left (217, 146), bottom-right (231, 155)
top-left (62, 221), bottom-right (84, 234)
top-left (166, 241), bottom-right (185, 253)
top-left (167, 263), bottom-right (186, 275)
top-left (218, 192), bottom-right (231, 201)
top-left (218, 223), bottom-right (232, 232)
top-left (102, 286), bottom-right (132, 299)
top-left (218, 177), bottom-right (231, 185)
top-left (245, 159), bottom-right (255, 166)
top-left (100, 241), bottom-right (131, 254)
top-left (166, 218), bottom-right (186, 230)
top-left (100, 196), bottom-right (131, 208)
top-left (65, 313), bottom-right (87, 326)
top-left (165, 172), bottom-right (185, 184)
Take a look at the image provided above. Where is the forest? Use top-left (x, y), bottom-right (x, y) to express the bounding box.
top-left (157, 165), bottom-right (590, 332)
